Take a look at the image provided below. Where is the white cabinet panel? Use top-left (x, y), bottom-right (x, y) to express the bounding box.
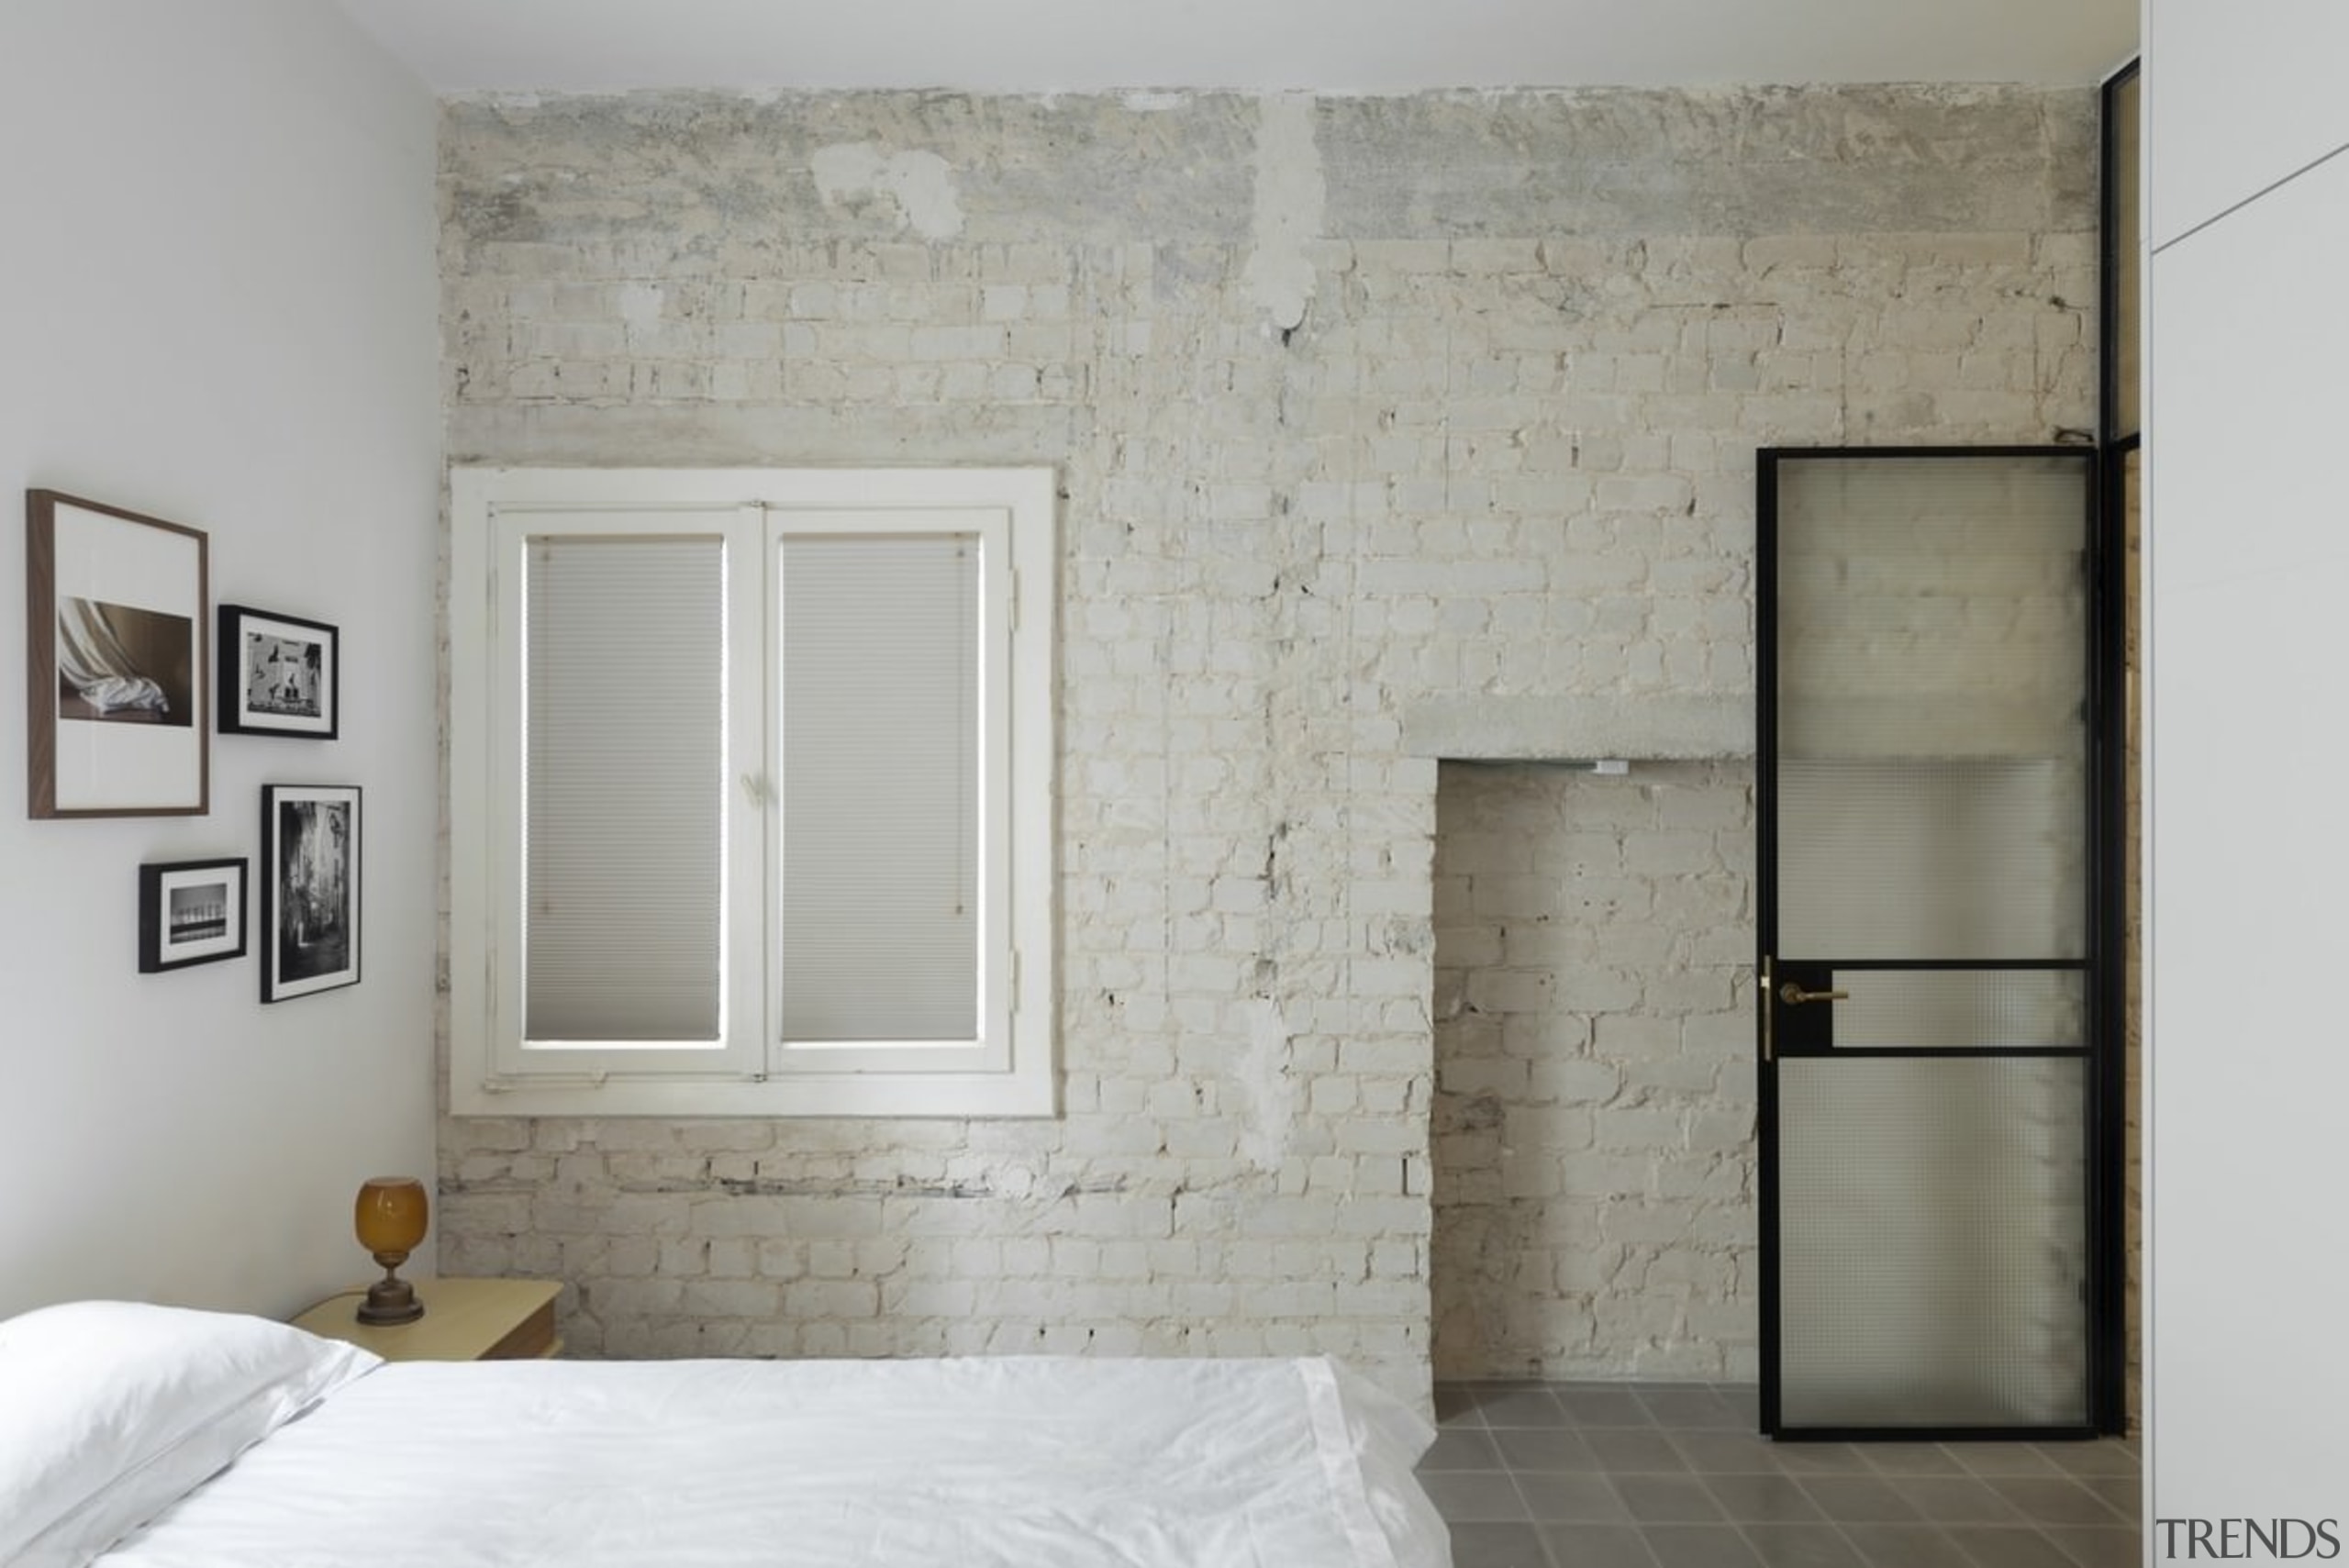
top-left (2147, 149), bottom-right (2349, 1516)
top-left (2147, 0), bottom-right (2349, 246)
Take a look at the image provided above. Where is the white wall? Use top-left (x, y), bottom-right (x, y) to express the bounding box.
top-left (2146, 0), bottom-right (2349, 1528)
top-left (0, 0), bottom-right (440, 1318)
top-left (2144, 1), bottom-right (2346, 248)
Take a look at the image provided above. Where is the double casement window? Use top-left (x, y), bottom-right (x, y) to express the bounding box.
top-left (448, 468), bottom-right (1055, 1117)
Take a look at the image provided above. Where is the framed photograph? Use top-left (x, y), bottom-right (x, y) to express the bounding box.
top-left (139, 857), bottom-right (248, 973)
top-left (219, 605), bottom-right (339, 739)
top-left (261, 784), bottom-right (362, 1002)
top-left (25, 489), bottom-right (209, 817)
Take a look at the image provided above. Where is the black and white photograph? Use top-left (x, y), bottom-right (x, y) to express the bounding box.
top-left (218, 605), bottom-right (340, 739)
top-left (25, 488), bottom-right (209, 817)
top-left (137, 857), bottom-right (248, 973)
top-left (260, 784), bottom-right (361, 1002)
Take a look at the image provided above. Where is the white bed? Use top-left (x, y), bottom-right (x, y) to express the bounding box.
top-left (1, 1301), bottom-right (1451, 1568)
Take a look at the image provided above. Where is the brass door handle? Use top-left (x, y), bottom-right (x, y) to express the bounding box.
top-left (1778, 982), bottom-right (1850, 1006)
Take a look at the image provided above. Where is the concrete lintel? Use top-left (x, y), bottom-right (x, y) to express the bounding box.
top-left (1402, 694), bottom-right (1753, 762)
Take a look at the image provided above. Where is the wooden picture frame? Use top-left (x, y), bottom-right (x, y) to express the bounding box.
top-left (139, 857), bottom-right (249, 973)
top-left (261, 784), bottom-right (362, 1002)
top-left (25, 489), bottom-right (209, 817)
top-left (219, 605), bottom-right (340, 740)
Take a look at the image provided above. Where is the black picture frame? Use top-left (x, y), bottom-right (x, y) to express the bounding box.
top-left (138, 857), bottom-right (248, 973)
top-left (26, 489), bottom-right (209, 817)
top-left (260, 783), bottom-right (362, 1003)
top-left (219, 604), bottom-right (339, 740)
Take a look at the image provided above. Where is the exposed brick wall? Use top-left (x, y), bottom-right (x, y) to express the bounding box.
top-left (434, 85), bottom-right (2099, 1402)
top-left (1431, 762), bottom-right (1754, 1378)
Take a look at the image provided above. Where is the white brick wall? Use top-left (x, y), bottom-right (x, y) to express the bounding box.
top-left (1431, 762), bottom-right (1758, 1379)
top-left (435, 85), bottom-right (2098, 1403)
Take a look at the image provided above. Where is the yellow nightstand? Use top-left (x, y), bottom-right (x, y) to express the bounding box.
top-left (293, 1277), bottom-right (562, 1362)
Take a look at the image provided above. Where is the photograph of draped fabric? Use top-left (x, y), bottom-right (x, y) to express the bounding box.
top-left (55, 596), bottom-right (193, 725)
top-left (260, 784), bottom-right (362, 1002)
top-left (25, 489), bottom-right (208, 817)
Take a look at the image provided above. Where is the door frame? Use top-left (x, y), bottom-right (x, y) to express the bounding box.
top-left (1754, 444), bottom-right (2126, 1440)
top-left (2094, 55), bottom-right (2143, 1444)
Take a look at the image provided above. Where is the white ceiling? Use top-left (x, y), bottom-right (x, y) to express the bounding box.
top-left (330, 0), bottom-right (2140, 95)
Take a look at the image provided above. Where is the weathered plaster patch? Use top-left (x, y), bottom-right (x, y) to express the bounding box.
top-left (1241, 95), bottom-right (1323, 335)
top-left (1236, 997), bottom-right (1298, 1173)
top-left (616, 283), bottom-right (664, 327)
top-left (809, 143), bottom-right (965, 239)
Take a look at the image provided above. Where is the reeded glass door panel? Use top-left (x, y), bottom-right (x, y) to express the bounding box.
top-left (1827, 969), bottom-right (2085, 1051)
top-left (1775, 457), bottom-right (2087, 963)
top-left (1779, 759), bottom-right (2085, 961)
top-left (779, 533), bottom-right (979, 1043)
top-left (1778, 1057), bottom-right (2089, 1429)
top-left (525, 536), bottom-right (725, 1043)
top-left (1775, 456), bottom-right (2087, 762)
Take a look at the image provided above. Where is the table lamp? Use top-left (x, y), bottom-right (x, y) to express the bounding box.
top-left (354, 1176), bottom-right (429, 1325)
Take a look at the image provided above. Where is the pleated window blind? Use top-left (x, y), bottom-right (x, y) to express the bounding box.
top-left (524, 537), bottom-right (724, 1043)
top-left (780, 535), bottom-right (977, 1042)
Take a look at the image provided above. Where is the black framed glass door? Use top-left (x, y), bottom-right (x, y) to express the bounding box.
top-left (1758, 447), bottom-right (2117, 1439)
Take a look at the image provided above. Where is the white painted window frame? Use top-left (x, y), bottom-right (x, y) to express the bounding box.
top-left (449, 466), bottom-right (1057, 1118)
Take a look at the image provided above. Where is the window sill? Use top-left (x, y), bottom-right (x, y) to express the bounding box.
top-left (450, 1069), bottom-right (1058, 1119)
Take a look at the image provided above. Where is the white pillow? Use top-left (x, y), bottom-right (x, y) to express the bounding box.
top-left (0, 1300), bottom-right (380, 1568)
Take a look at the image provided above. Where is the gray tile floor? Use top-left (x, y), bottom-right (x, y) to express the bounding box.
top-left (1422, 1381), bottom-right (2141, 1568)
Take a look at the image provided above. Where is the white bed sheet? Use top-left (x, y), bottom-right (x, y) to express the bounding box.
top-left (95, 1354), bottom-right (1451, 1568)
